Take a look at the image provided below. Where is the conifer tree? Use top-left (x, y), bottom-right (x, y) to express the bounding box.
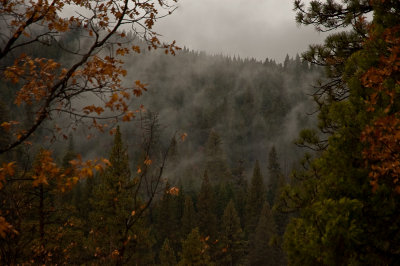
top-left (60, 135), bottom-right (81, 215)
top-left (283, 1), bottom-right (400, 265)
top-left (245, 160), bottom-right (266, 235)
top-left (178, 228), bottom-right (213, 266)
top-left (62, 134), bottom-right (76, 169)
top-left (182, 195), bottom-right (197, 237)
top-left (232, 159), bottom-right (248, 226)
top-left (174, 184), bottom-right (185, 231)
top-left (128, 222), bottom-right (156, 265)
top-left (155, 182), bottom-right (180, 251)
top-left (205, 130), bottom-right (231, 183)
top-left (168, 136), bottom-right (179, 166)
top-left (272, 172), bottom-right (289, 237)
top-left (249, 202), bottom-right (279, 266)
top-left (283, 54), bottom-right (290, 70)
top-left (267, 146), bottom-right (281, 206)
top-left (160, 238), bottom-right (177, 266)
top-left (219, 200), bottom-right (245, 266)
top-left (88, 126), bottom-right (134, 262)
top-left (214, 182), bottom-right (234, 219)
top-left (266, 147), bottom-right (289, 237)
top-left (197, 171), bottom-right (217, 238)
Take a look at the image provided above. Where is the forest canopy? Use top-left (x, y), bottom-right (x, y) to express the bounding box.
top-left (1, 0), bottom-right (400, 265)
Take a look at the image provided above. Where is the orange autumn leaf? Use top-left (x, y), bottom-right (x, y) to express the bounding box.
top-left (0, 216), bottom-right (18, 238)
top-left (1, 121), bottom-right (19, 132)
top-left (0, 161), bottom-right (16, 189)
top-left (181, 132), bottom-right (188, 141)
top-left (361, 26), bottom-right (400, 193)
top-left (167, 186), bottom-right (179, 196)
top-left (144, 156), bottom-right (152, 166)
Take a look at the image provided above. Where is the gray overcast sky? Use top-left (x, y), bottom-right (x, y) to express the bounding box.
top-left (154, 0), bottom-right (327, 63)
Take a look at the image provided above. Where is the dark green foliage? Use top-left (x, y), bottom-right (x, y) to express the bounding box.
top-left (249, 202), bottom-right (279, 266)
top-left (0, 13), bottom-right (325, 264)
top-left (283, 1), bottom-right (400, 265)
top-left (196, 171), bottom-right (217, 238)
top-left (160, 238), bottom-right (177, 266)
top-left (182, 195), bottom-right (197, 237)
top-left (178, 228), bottom-right (213, 266)
top-left (219, 200), bottom-right (245, 266)
top-left (214, 182), bottom-right (234, 219)
top-left (88, 126), bottom-right (135, 262)
top-left (231, 160), bottom-right (248, 227)
top-left (245, 160), bottom-right (266, 235)
top-left (266, 148), bottom-right (288, 238)
top-left (267, 146), bottom-right (281, 206)
top-left (155, 182), bottom-right (180, 251)
top-left (205, 130), bottom-right (232, 184)
top-left (128, 222), bottom-right (156, 265)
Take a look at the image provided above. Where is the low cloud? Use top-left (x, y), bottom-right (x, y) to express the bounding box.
top-left (155, 0), bottom-right (328, 63)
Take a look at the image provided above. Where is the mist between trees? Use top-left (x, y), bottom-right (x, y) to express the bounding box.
top-left (8, 0), bottom-right (400, 264)
top-left (0, 15), bottom-right (323, 263)
top-left (65, 43), bottom-right (322, 184)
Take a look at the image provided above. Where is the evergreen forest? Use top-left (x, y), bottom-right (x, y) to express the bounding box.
top-left (1, 0), bottom-right (400, 265)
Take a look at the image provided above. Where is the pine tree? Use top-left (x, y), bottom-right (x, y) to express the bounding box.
top-left (219, 200), bottom-right (245, 266)
top-left (214, 182), bottom-right (234, 219)
top-left (128, 221), bottom-right (156, 265)
top-left (205, 130), bottom-right (231, 183)
top-left (168, 136), bottom-right (179, 166)
top-left (245, 160), bottom-right (266, 235)
top-left (155, 182), bottom-right (180, 251)
top-left (182, 195), bottom-right (197, 237)
top-left (174, 184), bottom-right (185, 231)
top-left (266, 147), bottom-right (289, 238)
top-left (196, 170), bottom-right (217, 238)
top-left (178, 228), bottom-right (213, 266)
top-left (283, 54), bottom-right (290, 70)
top-left (249, 202), bottom-right (279, 266)
top-left (272, 172), bottom-right (288, 237)
top-left (62, 134), bottom-right (76, 169)
top-left (266, 146), bottom-right (281, 206)
top-left (160, 238), bottom-right (177, 266)
top-left (88, 126), bottom-right (134, 262)
top-left (284, 1), bottom-right (400, 265)
top-left (231, 159), bottom-right (248, 227)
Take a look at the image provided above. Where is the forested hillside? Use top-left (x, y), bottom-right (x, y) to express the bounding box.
top-left (1, 0), bottom-right (400, 265)
top-left (80, 46), bottom-right (321, 187)
top-left (0, 19), bottom-right (320, 263)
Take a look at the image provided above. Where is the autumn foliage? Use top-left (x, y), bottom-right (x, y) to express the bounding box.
top-left (361, 25), bottom-right (400, 193)
top-left (0, 0), bottom-right (179, 248)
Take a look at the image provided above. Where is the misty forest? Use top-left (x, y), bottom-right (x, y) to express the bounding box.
top-left (1, 0), bottom-right (400, 265)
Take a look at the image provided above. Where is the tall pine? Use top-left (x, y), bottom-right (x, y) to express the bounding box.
top-left (88, 126), bottom-right (134, 262)
top-left (178, 228), bottom-right (213, 266)
top-left (249, 202), bottom-right (279, 266)
top-left (205, 130), bottom-right (231, 183)
top-left (196, 170), bottom-right (217, 238)
top-left (245, 160), bottom-right (266, 235)
top-left (266, 146), bottom-right (281, 206)
top-left (160, 238), bottom-right (177, 266)
top-left (219, 200), bottom-right (245, 266)
top-left (181, 195), bottom-right (197, 237)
